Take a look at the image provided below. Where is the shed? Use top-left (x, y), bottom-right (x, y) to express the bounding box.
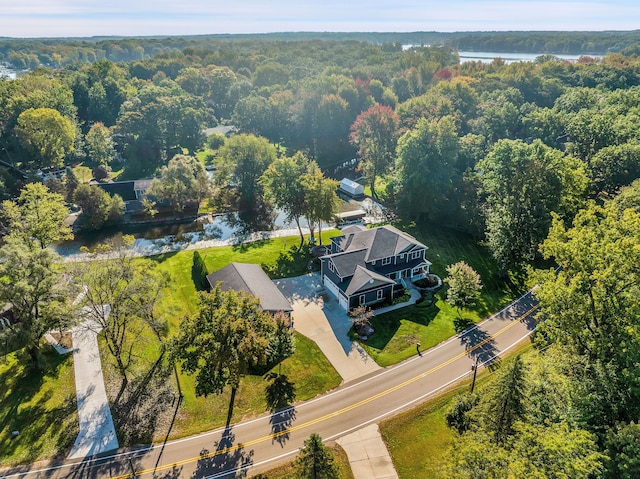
top-left (339, 178), bottom-right (365, 199)
top-left (206, 263), bottom-right (292, 314)
top-left (336, 209), bottom-right (366, 225)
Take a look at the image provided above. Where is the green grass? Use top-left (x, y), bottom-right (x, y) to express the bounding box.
top-left (102, 231), bottom-right (343, 443)
top-left (380, 343), bottom-right (533, 479)
top-left (167, 333), bottom-right (341, 440)
top-left (0, 346), bottom-right (78, 467)
top-left (362, 294), bottom-right (481, 366)
top-left (147, 230), bottom-right (339, 323)
top-left (359, 221), bottom-right (519, 366)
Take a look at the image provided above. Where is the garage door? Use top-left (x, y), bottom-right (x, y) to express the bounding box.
top-left (324, 275), bottom-right (340, 299)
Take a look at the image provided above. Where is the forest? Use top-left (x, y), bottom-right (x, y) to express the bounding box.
top-left (0, 33), bottom-right (639, 476)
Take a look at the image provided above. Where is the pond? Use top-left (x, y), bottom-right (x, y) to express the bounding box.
top-left (54, 207), bottom-right (318, 258)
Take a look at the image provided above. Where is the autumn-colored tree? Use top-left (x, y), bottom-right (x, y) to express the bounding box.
top-left (349, 104), bottom-right (399, 200)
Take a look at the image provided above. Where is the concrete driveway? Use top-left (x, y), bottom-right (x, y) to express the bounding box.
top-left (274, 273), bottom-right (381, 383)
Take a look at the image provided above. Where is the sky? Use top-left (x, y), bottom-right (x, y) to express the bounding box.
top-left (1, 0), bottom-right (639, 38)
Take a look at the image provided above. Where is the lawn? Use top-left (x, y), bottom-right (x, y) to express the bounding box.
top-left (0, 346), bottom-right (78, 467)
top-left (147, 229), bottom-right (339, 323)
top-left (361, 295), bottom-right (482, 366)
top-left (166, 333), bottom-right (342, 441)
top-left (98, 231), bottom-right (343, 444)
top-left (359, 221), bottom-right (519, 366)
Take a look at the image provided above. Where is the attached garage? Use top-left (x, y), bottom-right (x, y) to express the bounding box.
top-left (323, 275), bottom-right (349, 310)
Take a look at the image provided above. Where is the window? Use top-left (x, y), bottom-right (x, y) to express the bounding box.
top-left (328, 261), bottom-right (334, 272)
top-left (382, 257), bottom-right (392, 266)
top-left (359, 295), bottom-right (366, 305)
top-left (371, 260), bottom-right (376, 265)
top-left (377, 289), bottom-right (384, 300)
top-left (400, 253), bottom-right (405, 260)
top-left (412, 250), bottom-right (422, 260)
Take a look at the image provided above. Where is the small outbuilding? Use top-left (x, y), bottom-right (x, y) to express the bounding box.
top-left (336, 209), bottom-right (366, 226)
top-left (206, 263), bottom-right (292, 314)
top-left (339, 178), bottom-right (365, 199)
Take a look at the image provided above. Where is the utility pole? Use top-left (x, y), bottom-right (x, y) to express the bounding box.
top-left (469, 356), bottom-right (479, 393)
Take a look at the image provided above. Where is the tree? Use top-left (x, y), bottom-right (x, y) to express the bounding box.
top-left (73, 184), bottom-right (124, 230)
top-left (72, 237), bottom-right (167, 402)
top-left (172, 286), bottom-right (277, 397)
top-left (301, 164), bottom-right (340, 244)
top-left (147, 154), bottom-right (211, 212)
top-left (261, 152), bottom-right (311, 244)
top-left (266, 312), bottom-right (296, 370)
top-left (590, 142), bottom-right (640, 195)
top-left (215, 134), bottom-right (276, 210)
top-left (605, 422), bottom-right (640, 479)
top-left (349, 305), bottom-right (375, 337)
top-left (191, 251), bottom-right (209, 291)
top-left (395, 116), bottom-right (459, 221)
top-left (534, 200), bottom-right (640, 427)
top-left (2, 182), bottom-right (72, 248)
top-left (15, 107), bottom-right (75, 169)
top-left (0, 237), bottom-right (74, 369)
top-left (446, 393), bottom-right (479, 434)
top-left (508, 422), bottom-right (604, 479)
top-left (85, 122), bottom-right (116, 166)
top-left (444, 261), bottom-right (482, 317)
top-left (482, 354), bottom-right (527, 444)
top-left (64, 166), bottom-right (80, 202)
top-left (349, 105), bottom-right (399, 200)
top-left (445, 424), bottom-right (604, 479)
top-left (294, 433), bottom-right (339, 479)
top-left (477, 139), bottom-right (588, 273)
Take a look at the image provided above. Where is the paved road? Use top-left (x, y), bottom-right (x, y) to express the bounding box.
top-left (0, 290), bottom-right (538, 479)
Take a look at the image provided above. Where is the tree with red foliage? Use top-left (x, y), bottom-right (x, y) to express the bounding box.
top-left (349, 105), bottom-right (399, 200)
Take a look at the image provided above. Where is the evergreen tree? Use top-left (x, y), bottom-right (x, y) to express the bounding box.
top-left (295, 433), bottom-right (339, 479)
top-left (482, 354), bottom-right (527, 444)
top-left (191, 251), bottom-right (209, 291)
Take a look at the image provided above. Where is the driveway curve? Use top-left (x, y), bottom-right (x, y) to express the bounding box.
top-left (274, 273), bottom-right (381, 383)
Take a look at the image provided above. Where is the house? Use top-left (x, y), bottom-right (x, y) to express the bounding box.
top-left (206, 263), bottom-right (293, 314)
top-left (96, 179), bottom-right (153, 213)
top-left (320, 225), bottom-right (431, 311)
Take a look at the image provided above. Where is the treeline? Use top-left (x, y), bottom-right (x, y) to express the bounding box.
top-left (3, 30), bottom-right (640, 69)
top-left (448, 30), bottom-right (640, 55)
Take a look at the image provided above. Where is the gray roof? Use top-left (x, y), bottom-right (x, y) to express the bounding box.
top-left (325, 249), bottom-right (367, 278)
top-left (206, 263), bottom-right (292, 313)
top-left (333, 225), bottom-right (427, 262)
top-left (345, 265), bottom-right (395, 296)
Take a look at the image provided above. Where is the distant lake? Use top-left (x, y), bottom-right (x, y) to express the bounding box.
top-left (457, 50), bottom-right (597, 64)
top-left (0, 67), bottom-right (17, 79)
top-left (402, 45), bottom-right (597, 64)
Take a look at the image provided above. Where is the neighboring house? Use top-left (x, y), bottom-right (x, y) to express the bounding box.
top-left (320, 225), bottom-right (431, 311)
top-left (96, 179), bottom-right (153, 213)
top-left (206, 263), bottom-right (293, 315)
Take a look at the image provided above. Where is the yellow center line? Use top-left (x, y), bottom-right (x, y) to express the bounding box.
top-left (111, 305), bottom-right (539, 479)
